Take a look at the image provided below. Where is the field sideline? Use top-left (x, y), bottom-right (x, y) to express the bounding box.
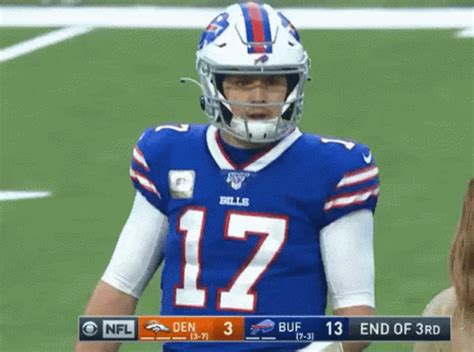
top-left (1, 6), bottom-right (473, 62)
top-left (2, 6), bottom-right (474, 29)
top-left (1, 4), bottom-right (473, 352)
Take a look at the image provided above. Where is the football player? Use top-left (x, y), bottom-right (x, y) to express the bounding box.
top-left (76, 2), bottom-right (379, 352)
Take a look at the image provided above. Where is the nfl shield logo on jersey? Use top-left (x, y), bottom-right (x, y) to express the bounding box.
top-left (226, 171), bottom-right (250, 190)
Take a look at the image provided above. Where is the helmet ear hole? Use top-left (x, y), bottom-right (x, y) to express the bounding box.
top-left (200, 95), bottom-right (206, 111)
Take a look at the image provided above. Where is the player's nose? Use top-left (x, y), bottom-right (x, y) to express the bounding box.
top-left (249, 84), bottom-right (268, 103)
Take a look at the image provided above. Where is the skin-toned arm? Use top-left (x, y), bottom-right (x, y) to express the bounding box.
top-left (334, 305), bottom-right (375, 352)
top-left (75, 193), bottom-right (167, 351)
top-left (75, 281), bottom-right (138, 352)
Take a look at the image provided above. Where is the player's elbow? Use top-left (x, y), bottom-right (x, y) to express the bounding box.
top-left (75, 282), bottom-right (138, 352)
top-left (334, 305), bottom-right (374, 352)
top-left (83, 281), bottom-right (138, 315)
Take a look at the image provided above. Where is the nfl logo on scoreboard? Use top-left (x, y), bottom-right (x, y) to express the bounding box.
top-left (226, 172), bottom-right (250, 190)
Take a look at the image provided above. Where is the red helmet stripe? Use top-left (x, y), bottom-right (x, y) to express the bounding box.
top-left (247, 2), bottom-right (266, 53)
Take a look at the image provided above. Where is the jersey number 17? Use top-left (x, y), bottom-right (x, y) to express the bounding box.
top-left (174, 207), bottom-right (288, 312)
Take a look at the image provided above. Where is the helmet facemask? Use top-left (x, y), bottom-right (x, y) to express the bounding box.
top-left (197, 59), bottom-right (309, 144)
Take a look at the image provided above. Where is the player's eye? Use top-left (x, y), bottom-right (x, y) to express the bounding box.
top-left (263, 75), bottom-right (286, 87)
top-left (224, 75), bottom-right (286, 91)
top-left (233, 77), bottom-right (254, 87)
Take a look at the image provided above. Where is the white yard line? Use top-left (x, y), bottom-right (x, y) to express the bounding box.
top-left (456, 27), bottom-right (474, 37)
top-left (0, 6), bottom-right (472, 29)
top-left (0, 6), bottom-right (471, 62)
top-left (0, 26), bottom-right (93, 63)
top-left (0, 191), bottom-right (52, 201)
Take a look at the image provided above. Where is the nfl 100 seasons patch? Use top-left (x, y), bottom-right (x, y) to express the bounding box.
top-left (225, 171), bottom-right (251, 190)
top-left (169, 170), bottom-right (195, 199)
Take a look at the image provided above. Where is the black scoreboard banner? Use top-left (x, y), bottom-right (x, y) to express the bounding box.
top-left (79, 315), bottom-right (451, 342)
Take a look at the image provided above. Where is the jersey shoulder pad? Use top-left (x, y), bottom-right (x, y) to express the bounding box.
top-left (130, 123), bottom-right (201, 213)
top-left (304, 134), bottom-right (380, 225)
top-left (301, 133), bottom-right (375, 176)
top-left (137, 123), bottom-right (191, 153)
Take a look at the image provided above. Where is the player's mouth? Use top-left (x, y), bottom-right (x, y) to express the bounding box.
top-left (245, 111), bottom-right (275, 120)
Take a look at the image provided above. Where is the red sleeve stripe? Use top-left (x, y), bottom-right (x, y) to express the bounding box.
top-left (336, 165), bottom-right (379, 188)
top-left (324, 185), bottom-right (379, 211)
top-left (129, 168), bottom-right (161, 198)
top-left (133, 146), bottom-right (150, 171)
top-left (344, 165), bottom-right (377, 178)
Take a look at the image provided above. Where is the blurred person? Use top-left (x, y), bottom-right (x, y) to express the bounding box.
top-left (413, 179), bottom-right (474, 352)
top-left (76, 2), bottom-right (380, 352)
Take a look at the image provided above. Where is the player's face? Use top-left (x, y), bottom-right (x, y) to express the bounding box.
top-left (222, 75), bottom-right (288, 120)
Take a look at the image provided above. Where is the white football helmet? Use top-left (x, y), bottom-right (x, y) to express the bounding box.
top-left (195, 2), bottom-right (310, 143)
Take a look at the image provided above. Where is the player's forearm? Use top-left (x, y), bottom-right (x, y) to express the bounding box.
top-left (75, 281), bottom-right (138, 352)
top-left (334, 305), bottom-right (374, 352)
top-left (340, 341), bottom-right (370, 352)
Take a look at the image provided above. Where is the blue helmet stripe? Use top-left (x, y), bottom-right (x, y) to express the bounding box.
top-left (240, 3), bottom-right (255, 53)
top-left (258, 5), bottom-right (273, 53)
top-left (240, 2), bottom-right (273, 54)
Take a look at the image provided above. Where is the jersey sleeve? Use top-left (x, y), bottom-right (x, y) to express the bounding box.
top-left (323, 143), bottom-right (380, 226)
top-left (129, 127), bottom-right (168, 214)
top-left (101, 191), bottom-right (168, 298)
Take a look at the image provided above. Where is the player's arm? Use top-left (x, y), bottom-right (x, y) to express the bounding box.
top-left (321, 210), bottom-right (376, 352)
top-left (333, 306), bottom-right (374, 352)
top-left (75, 192), bottom-right (168, 352)
top-left (75, 282), bottom-right (138, 352)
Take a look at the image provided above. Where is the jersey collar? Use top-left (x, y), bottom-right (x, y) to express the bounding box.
top-left (206, 125), bottom-right (302, 172)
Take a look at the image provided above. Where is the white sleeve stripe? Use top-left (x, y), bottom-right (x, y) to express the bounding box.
top-left (129, 168), bottom-right (161, 198)
top-left (133, 146), bottom-right (150, 171)
top-left (324, 186), bottom-right (379, 211)
top-left (336, 166), bottom-right (379, 188)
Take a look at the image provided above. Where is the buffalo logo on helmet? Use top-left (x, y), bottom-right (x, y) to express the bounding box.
top-left (198, 12), bottom-right (230, 49)
top-left (277, 12), bottom-right (301, 42)
top-left (254, 54), bottom-right (270, 65)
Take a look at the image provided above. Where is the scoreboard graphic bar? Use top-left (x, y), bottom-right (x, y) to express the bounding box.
top-left (138, 316), bottom-right (243, 341)
top-left (79, 316), bottom-right (450, 342)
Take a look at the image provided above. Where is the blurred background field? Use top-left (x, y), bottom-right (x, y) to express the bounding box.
top-left (0, 1), bottom-right (472, 351)
top-left (1, 0), bottom-right (474, 7)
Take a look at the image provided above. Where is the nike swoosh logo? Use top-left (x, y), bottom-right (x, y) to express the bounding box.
top-left (363, 152), bottom-right (372, 164)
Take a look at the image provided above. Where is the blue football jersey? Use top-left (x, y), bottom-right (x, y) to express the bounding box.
top-left (129, 124), bottom-right (380, 352)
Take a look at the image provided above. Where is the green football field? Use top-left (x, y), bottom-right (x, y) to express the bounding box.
top-left (0, 0), bottom-right (473, 6)
top-left (0, 11), bottom-right (473, 352)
